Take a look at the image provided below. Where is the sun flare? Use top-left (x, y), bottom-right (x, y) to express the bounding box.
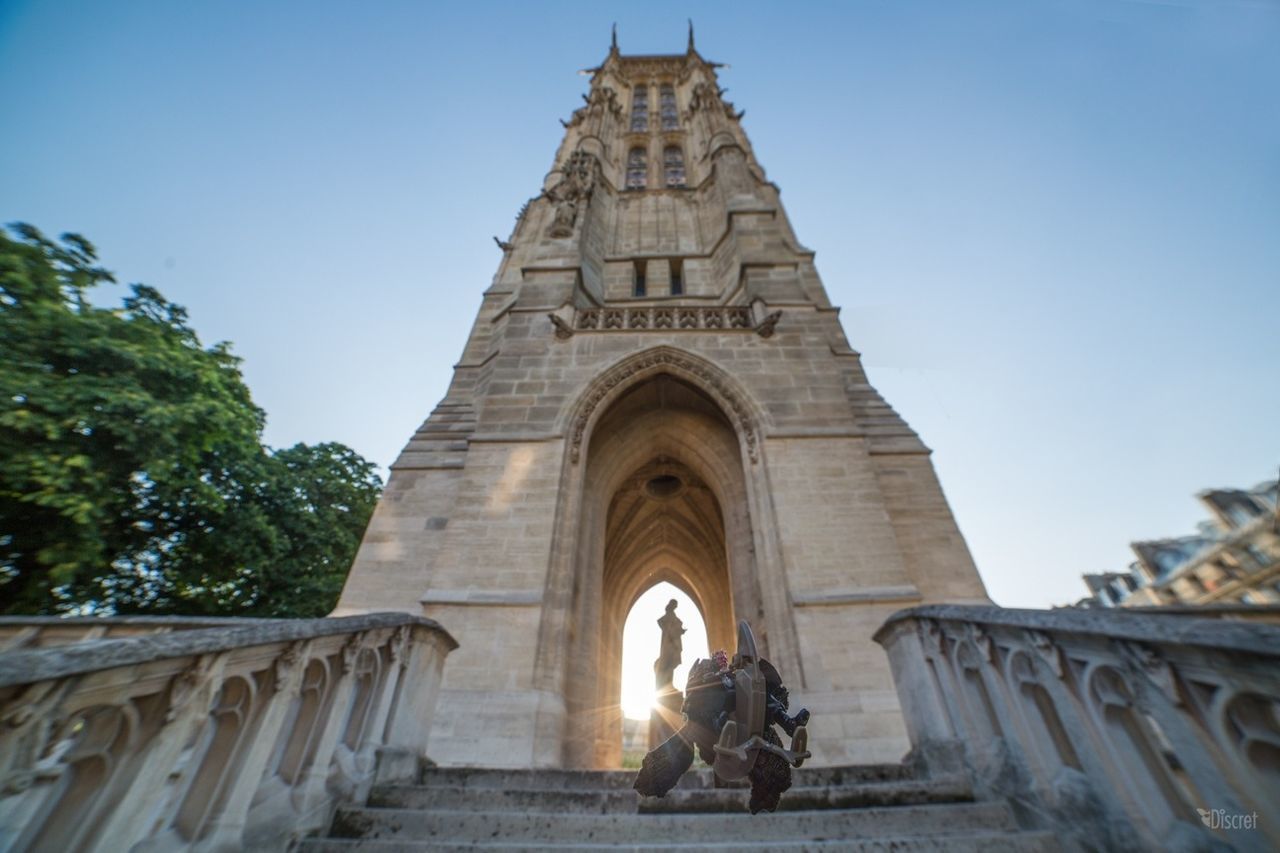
top-left (619, 582), bottom-right (710, 721)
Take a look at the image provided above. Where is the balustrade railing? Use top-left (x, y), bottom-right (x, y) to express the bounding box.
top-left (0, 616), bottom-right (279, 652)
top-left (0, 613), bottom-right (455, 852)
top-left (876, 605), bottom-right (1280, 852)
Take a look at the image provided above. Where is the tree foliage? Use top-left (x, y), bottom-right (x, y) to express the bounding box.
top-left (0, 224), bottom-right (381, 617)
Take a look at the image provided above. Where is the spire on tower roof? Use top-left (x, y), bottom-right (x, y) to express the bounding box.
top-left (688, 19), bottom-right (695, 52)
top-left (611, 22), bottom-right (618, 53)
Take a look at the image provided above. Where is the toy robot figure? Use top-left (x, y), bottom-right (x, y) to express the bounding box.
top-left (633, 620), bottom-right (811, 814)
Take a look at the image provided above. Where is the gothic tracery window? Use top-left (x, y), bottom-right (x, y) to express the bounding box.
top-left (626, 147), bottom-right (648, 190)
top-left (631, 85), bottom-right (648, 132)
top-left (660, 83), bottom-right (678, 130)
top-left (663, 145), bottom-right (686, 188)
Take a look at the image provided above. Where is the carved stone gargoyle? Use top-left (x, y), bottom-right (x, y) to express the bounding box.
top-left (755, 310), bottom-right (782, 338)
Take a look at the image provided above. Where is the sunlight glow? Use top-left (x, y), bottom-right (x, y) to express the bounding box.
top-left (619, 582), bottom-right (709, 721)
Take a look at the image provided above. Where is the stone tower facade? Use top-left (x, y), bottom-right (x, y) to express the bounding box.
top-left (335, 34), bottom-right (989, 770)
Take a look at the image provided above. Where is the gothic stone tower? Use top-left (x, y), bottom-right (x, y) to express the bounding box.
top-left (335, 33), bottom-right (989, 770)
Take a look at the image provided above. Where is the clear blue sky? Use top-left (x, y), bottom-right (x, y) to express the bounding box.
top-left (2, 0), bottom-right (1277, 609)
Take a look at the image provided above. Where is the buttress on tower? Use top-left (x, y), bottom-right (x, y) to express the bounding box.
top-left (335, 33), bottom-right (989, 769)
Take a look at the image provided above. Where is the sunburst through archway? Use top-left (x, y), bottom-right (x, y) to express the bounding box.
top-left (620, 582), bottom-right (710, 724)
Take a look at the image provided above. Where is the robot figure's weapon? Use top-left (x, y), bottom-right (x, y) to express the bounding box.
top-left (711, 620), bottom-right (810, 782)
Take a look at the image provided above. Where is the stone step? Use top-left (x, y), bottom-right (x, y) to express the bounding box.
top-left (369, 776), bottom-right (970, 815)
top-left (413, 763), bottom-right (912, 791)
top-left (328, 801), bottom-right (1019, 846)
top-left (300, 830), bottom-right (1061, 852)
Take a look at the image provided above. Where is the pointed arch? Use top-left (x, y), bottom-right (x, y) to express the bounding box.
top-left (561, 345), bottom-right (769, 466)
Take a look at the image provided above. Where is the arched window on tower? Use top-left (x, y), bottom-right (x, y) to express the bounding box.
top-left (631, 85), bottom-right (649, 132)
top-left (660, 84), bottom-right (678, 130)
top-left (663, 146), bottom-right (686, 188)
top-left (627, 147), bottom-right (648, 190)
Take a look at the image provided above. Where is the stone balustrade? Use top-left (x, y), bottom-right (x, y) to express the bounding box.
top-left (875, 605), bottom-right (1280, 852)
top-left (0, 613), bottom-right (456, 852)
top-left (0, 616), bottom-right (278, 652)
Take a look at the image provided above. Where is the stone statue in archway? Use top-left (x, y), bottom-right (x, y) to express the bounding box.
top-left (654, 599), bottom-right (685, 689)
top-left (649, 599), bottom-right (687, 748)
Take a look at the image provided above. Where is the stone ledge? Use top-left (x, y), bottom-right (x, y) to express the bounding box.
top-left (419, 589), bottom-right (543, 606)
top-left (0, 612), bottom-right (457, 688)
top-left (793, 586), bottom-right (923, 607)
top-left (0, 615), bottom-right (275, 628)
top-left (874, 603), bottom-right (1280, 656)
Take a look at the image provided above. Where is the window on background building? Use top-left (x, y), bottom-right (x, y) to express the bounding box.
top-left (669, 259), bottom-right (683, 295)
top-left (1227, 500), bottom-right (1261, 528)
top-left (1244, 544), bottom-right (1272, 568)
top-left (660, 84), bottom-right (678, 130)
top-left (663, 145), bottom-right (685, 187)
top-left (631, 85), bottom-right (648, 132)
top-left (633, 260), bottom-right (646, 297)
top-left (626, 147), bottom-right (647, 190)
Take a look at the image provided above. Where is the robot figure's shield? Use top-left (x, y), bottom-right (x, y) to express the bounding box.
top-left (711, 620), bottom-right (768, 781)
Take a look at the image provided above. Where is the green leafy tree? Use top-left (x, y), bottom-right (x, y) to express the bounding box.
top-left (240, 442), bottom-right (382, 617)
top-left (0, 224), bottom-right (381, 616)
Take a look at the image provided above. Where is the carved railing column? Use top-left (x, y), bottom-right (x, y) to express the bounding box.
top-left (356, 628), bottom-right (414, 790)
top-left (384, 626), bottom-right (451, 756)
top-left (877, 619), bottom-right (955, 751)
top-left (0, 678), bottom-right (72, 846)
top-left (87, 654), bottom-right (226, 853)
top-left (197, 641), bottom-right (311, 852)
top-left (302, 633), bottom-right (373, 809)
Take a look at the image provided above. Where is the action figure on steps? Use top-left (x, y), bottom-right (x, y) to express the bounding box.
top-left (633, 620), bottom-right (811, 814)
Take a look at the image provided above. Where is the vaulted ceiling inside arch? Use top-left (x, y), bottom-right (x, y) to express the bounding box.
top-left (604, 456), bottom-right (727, 610)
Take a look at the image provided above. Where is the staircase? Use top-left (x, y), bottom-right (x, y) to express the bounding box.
top-left (298, 762), bottom-right (1059, 851)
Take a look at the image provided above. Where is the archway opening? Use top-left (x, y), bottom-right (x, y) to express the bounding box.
top-left (619, 582), bottom-right (710, 760)
top-left (561, 369), bottom-right (764, 768)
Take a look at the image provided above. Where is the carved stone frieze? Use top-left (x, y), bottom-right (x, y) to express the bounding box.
top-left (166, 654), bottom-right (215, 722)
top-left (569, 349), bottom-right (760, 465)
top-left (968, 623), bottom-right (996, 664)
top-left (1, 679), bottom-right (59, 729)
top-left (614, 57), bottom-right (693, 80)
top-left (273, 642), bottom-right (305, 693)
top-left (1089, 666), bottom-right (1134, 709)
top-left (1117, 641), bottom-right (1182, 708)
top-left (390, 625), bottom-right (412, 666)
top-left (955, 640), bottom-right (984, 672)
top-left (918, 619), bottom-right (945, 661)
top-left (570, 305), bottom-right (765, 334)
top-left (1027, 631), bottom-right (1065, 679)
top-left (341, 633), bottom-right (365, 674)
